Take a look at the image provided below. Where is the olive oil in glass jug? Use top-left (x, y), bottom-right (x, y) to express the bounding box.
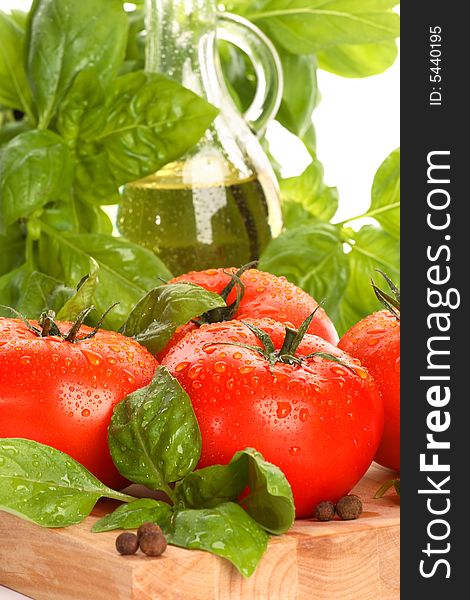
top-left (117, 0), bottom-right (283, 275)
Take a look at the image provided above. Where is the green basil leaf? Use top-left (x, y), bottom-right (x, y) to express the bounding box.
top-left (259, 221), bottom-right (349, 318)
top-left (276, 48), bottom-right (318, 137)
top-left (108, 366), bottom-right (201, 491)
top-left (0, 119), bottom-right (32, 147)
top-left (317, 39), bottom-right (398, 78)
top-left (219, 41), bottom-right (256, 114)
top-left (369, 147), bottom-right (400, 238)
top-left (334, 225), bottom-right (399, 334)
top-left (56, 69), bottom-right (105, 143)
top-left (166, 503), bottom-right (269, 577)
top-left (234, 448), bottom-right (294, 534)
top-left (26, 0), bottom-right (128, 128)
top-left (242, 0), bottom-right (400, 54)
top-left (0, 438), bottom-right (133, 528)
top-left (0, 224), bottom-right (25, 276)
top-left (0, 11), bottom-right (33, 118)
top-left (175, 448), bottom-right (295, 535)
top-left (0, 130), bottom-right (73, 232)
top-left (0, 264), bottom-right (30, 315)
top-left (56, 258), bottom-right (99, 321)
top-left (120, 283), bottom-right (226, 354)
top-left (36, 224), bottom-right (172, 330)
top-left (73, 72), bottom-right (218, 204)
top-left (280, 157), bottom-right (339, 223)
top-left (16, 271), bottom-right (74, 317)
top-left (39, 200), bottom-right (113, 235)
top-left (125, 9), bottom-right (145, 66)
top-left (92, 498), bottom-right (172, 533)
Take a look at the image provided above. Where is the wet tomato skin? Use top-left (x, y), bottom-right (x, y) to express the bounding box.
top-left (159, 268), bottom-right (338, 360)
top-left (339, 310), bottom-right (400, 471)
top-left (162, 318), bottom-right (383, 518)
top-left (0, 318), bottom-right (158, 488)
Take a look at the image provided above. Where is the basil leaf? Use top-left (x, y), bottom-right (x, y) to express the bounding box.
top-left (0, 224), bottom-right (25, 276)
top-left (0, 265), bottom-right (30, 315)
top-left (166, 503), bottom-right (269, 578)
top-left (108, 366), bottom-right (201, 492)
top-left (0, 130), bottom-right (73, 233)
top-left (56, 68), bottom-right (105, 143)
top-left (73, 72), bottom-right (218, 205)
top-left (175, 448), bottom-right (294, 535)
top-left (219, 41), bottom-right (256, 114)
top-left (36, 225), bottom-right (172, 330)
top-left (16, 271), bottom-right (74, 317)
top-left (334, 225), bottom-right (399, 334)
top-left (120, 283), bottom-right (226, 354)
top-left (0, 438), bottom-right (133, 528)
top-left (369, 147), bottom-right (400, 238)
top-left (56, 258), bottom-right (100, 320)
top-left (234, 448), bottom-right (294, 534)
top-left (276, 48), bottom-right (318, 137)
top-left (280, 157), bottom-right (339, 223)
top-left (0, 119), bottom-right (32, 146)
top-left (318, 39), bottom-right (398, 78)
top-left (0, 11), bottom-right (33, 118)
top-left (92, 498), bottom-right (172, 533)
top-left (39, 199), bottom-right (113, 235)
top-left (243, 0), bottom-right (400, 54)
top-left (27, 0), bottom-right (128, 128)
top-left (259, 221), bottom-right (349, 318)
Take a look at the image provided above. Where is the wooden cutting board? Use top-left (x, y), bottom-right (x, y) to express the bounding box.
top-left (0, 463), bottom-right (399, 600)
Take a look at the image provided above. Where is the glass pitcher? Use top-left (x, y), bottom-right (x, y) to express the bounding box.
top-left (117, 0), bottom-right (283, 275)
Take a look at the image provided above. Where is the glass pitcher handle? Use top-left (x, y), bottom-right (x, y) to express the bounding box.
top-left (216, 12), bottom-right (283, 136)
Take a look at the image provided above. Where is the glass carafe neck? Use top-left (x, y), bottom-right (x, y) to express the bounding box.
top-left (145, 0), bottom-right (219, 102)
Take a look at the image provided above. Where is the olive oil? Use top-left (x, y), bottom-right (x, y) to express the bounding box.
top-left (117, 171), bottom-right (273, 275)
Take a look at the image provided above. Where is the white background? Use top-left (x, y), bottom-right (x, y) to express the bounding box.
top-left (0, 1), bottom-right (399, 598)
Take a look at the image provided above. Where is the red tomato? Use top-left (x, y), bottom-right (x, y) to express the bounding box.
top-left (339, 310), bottom-right (400, 471)
top-left (160, 268), bottom-right (338, 359)
top-left (0, 317), bottom-right (158, 488)
top-left (162, 318), bottom-right (383, 518)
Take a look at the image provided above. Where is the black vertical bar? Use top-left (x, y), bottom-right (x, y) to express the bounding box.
top-left (401, 3), bottom-right (466, 596)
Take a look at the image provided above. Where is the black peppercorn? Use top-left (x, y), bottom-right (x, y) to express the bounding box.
top-left (115, 532), bottom-right (139, 555)
top-left (314, 500), bottom-right (336, 521)
top-left (335, 494), bottom-right (363, 520)
top-left (139, 531), bottom-right (168, 557)
top-left (137, 521), bottom-right (163, 542)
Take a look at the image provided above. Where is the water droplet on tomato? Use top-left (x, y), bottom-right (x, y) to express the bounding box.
top-left (81, 348), bottom-right (102, 366)
top-left (367, 338), bottom-right (380, 347)
top-left (233, 352), bottom-right (242, 360)
top-left (367, 328), bottom-right (386, 335)
top-left (123, 370), bottom-right (136, 385)
top-left (64, 357), bottom-right (72, 367)
top-left (188, 365), bottom-right (203, 379)
top-left (20, 356), bottom-right (31, 365)
top-left (299, 408), bottom-right (309, 422)
top-left (192, 381), bottom-right (202, 389)
top-left (276, 402), bottom-right (292, 419)
top-left (239, 366), bottom-right (253, 374)
top-left (355, 366), bottom-right (368, 379)
top-left (175, 361), bottom-right (190, 372)
top-left (225, 378), bottom-right (234, 390)
top-left (395, 357), bottom-right (400, 373)
top-left (214, 361), bottom-right (227, 373)
top-left (81, 408), bottom-right (90, 417)
top-left (107, 356), bottom-right (117, 365)
top-left (289, 446), bottom-right (301, 456)
top-left (330, 366), bottom-right (345, 376)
